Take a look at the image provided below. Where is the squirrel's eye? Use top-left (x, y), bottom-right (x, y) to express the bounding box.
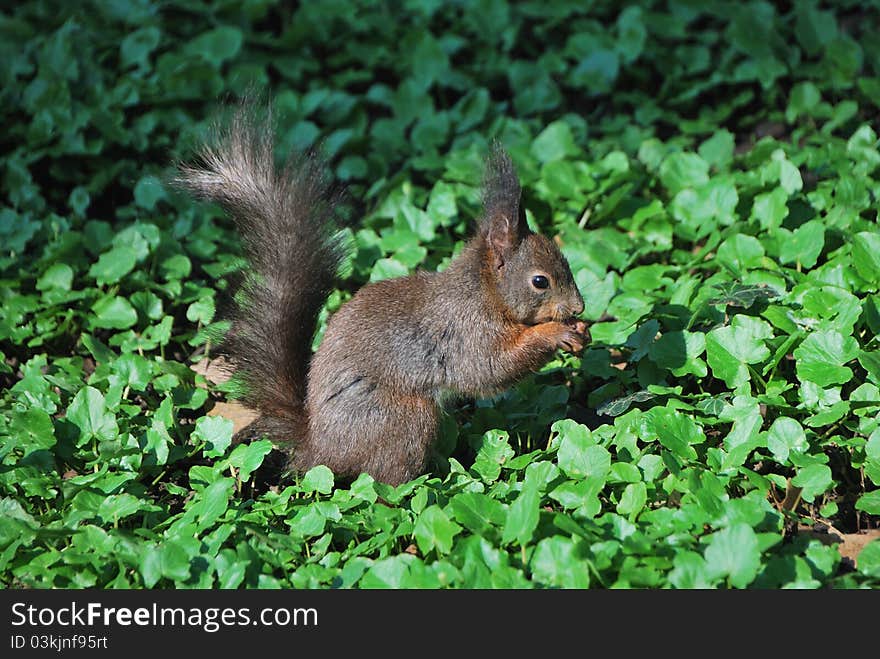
top-left (531, 275), bottom-right (550, 290)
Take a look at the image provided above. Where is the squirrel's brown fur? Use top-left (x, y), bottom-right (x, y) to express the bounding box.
top-left (179, 104), bottom-right (587, 485)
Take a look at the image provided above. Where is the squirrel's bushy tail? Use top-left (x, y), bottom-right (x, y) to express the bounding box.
top-left (176, 104), bottom-right (345, 440)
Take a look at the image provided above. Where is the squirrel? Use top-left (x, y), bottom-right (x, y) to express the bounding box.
top-left (177, 104), bottom-right (589, 486)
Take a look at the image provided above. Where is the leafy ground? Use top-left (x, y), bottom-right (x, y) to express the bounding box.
top-left (2, 1), bottom-right (880, 588)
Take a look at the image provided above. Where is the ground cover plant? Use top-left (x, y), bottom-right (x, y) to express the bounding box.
top-left (2, 0), bottom-right (880, 588)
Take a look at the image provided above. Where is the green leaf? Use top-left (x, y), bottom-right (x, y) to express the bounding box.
top-left (186, 297), bottom-right (215, 324)
top-left (648, 330), bottom-right (707, 377)
top-left (91, 296), bottom-right (138, 330)
top-left (509, 61), bottom-right (561, 115)
top-left (69, 186), bottom-right (90, 216)
top-left (81, 334), bottom-right (115, 364)
top-left (370, 257), bottom-right (409, 282)
top-left (659, 152), bottom-right (709, 194)
top-left (669, 551), bottom-right (716, 589)
top-left (787, 82), bottom-right (822, 122)
top-left (766, 417), bottom-right (808, 463)
top-left (120, 26), bottom-right (161, 68)
top-left (360, 555), bottom-right (414, 589)
top-left (615, 6), bottom-right (646, 63)
top-left (36, 263), bottom-right (74, 291)
top-left (194, 415), bottom-right (234, 458)
top-left (337, 156), bottom-right (367, 180)
top-left (530, 536), bottom-right (591, 588)
top-left (793, 330), bottom-right (859, 387)
top-left (145, 424), bottom-right (171, 466)
top-left (130, 291), bottom-right (163, 321)
top-left (159, 539), bottom-right (192, 582)
top-left (214, 550), bottom-right (247, 589)
top-left (719, 395), bottom-right (763, 468)
top-left (448, 492), bottom-right (506, 535)
top-left (616, 482), bottom-right (647, 517)
top-left (556, 425), bottom-right (610, 479)
top-left (226, 440), bottom-right (273, 481)
top-left (859, 351), bottom-right (880, 385)
top-left (866, 428), bottom-right (880, 462)
top-left (187, 26), bottom-right (243, 63)
top-left (798, 286), bottom-right (861, 335)
top-left (114, 353), bottom-right (152, 390)
top-left (778, 220), bottom-right (824, 269)
top-left (778, 159), bottom-right (803, 195)
top-left (706, 315), bottom-right (773, 388)
top-left (426, 181), bottom-right (457, 224)
top-left (0, 498), bottom-right (38, 548)
top-left (531, 121), bottom-right (578, 163)
top-left (857, 540), bottom-right (880, 578)
top-left (67, 386), bottom-right (118, 444)
top-left (450, 88), bottom-right (489, 131)
top-left (140, 546), bottom-right (162, 587)
top-left (410, 32), bottom-right (449, 89)
top-left (501, 479), bottom-right (541, 547)
top-left (858, 78), bottom-right (880, 108)
top-left (571, 48), bottom-right (619, 93)
top-left (791, 463), bottom-right (833, 502)
top-left (9, 408), bottom-right (56, 450)
top-left (610, 462), bottom-right (642, 483)
top-left (852, 232), bottom-right (880, 286)
top-left (698, 130), bottom-right (735, 171)
top-left (97, 493), bottom-right (144, 523)
top-left (855, 490), bottom-right (880, 515)
top-left (472, 430), bottom-right (515, 482)
top-left (133, 175), bottom-right (166, 210)
top-left (646, 407), bottom-right (703, 459)
top-left (189, 478), bottom-right (234, 530)
top-left (160, 254), bottom-right (191, 281)
top-left (596, 390), bottom-right (657, 417)
top-left (523, 460), bottom-right (560, 492)
top-left (550, 480), bottom-right (602, 519)
top-left (301, 465), bottom-right (334, 495)
top-left (411, 111), bottom-right (449, 151)
top-left (289, 505), bottom-right (327, 537)
top-left (750, 188), bottom-right (788, 230)
top-left (716, 234), bottom-right (765, 276)
top-left (795, 3), bottom-right (838, 56)
top-left (671, 179), bottom-right (738, 238)
top-left (350, 473), bottom-right (377, 503)
top-left (413, 505), bottom-right (462, 555)
top-left (708, 282), bottom-right (777, 309)
top-left (704, 523), bottom-right (761, 588)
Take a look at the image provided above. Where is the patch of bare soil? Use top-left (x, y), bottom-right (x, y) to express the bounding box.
top-left (207, 400), bottom-right (259, 434)
top-left (797, 525), bottom-right (880, 570)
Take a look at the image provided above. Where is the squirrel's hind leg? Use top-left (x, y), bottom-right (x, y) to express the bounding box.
top-left (301, 384), bottom-right (439, 486)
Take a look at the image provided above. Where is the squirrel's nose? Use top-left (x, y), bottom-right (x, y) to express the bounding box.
top-left (572, 295), bottom-right (584, 316)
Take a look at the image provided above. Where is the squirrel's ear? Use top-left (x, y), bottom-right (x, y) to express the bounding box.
top-left (481, 142), bottom-right (529, 269)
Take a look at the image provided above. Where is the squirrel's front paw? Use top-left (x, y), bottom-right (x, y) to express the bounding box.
top-left (555, 320), bottom-right (590, 354)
